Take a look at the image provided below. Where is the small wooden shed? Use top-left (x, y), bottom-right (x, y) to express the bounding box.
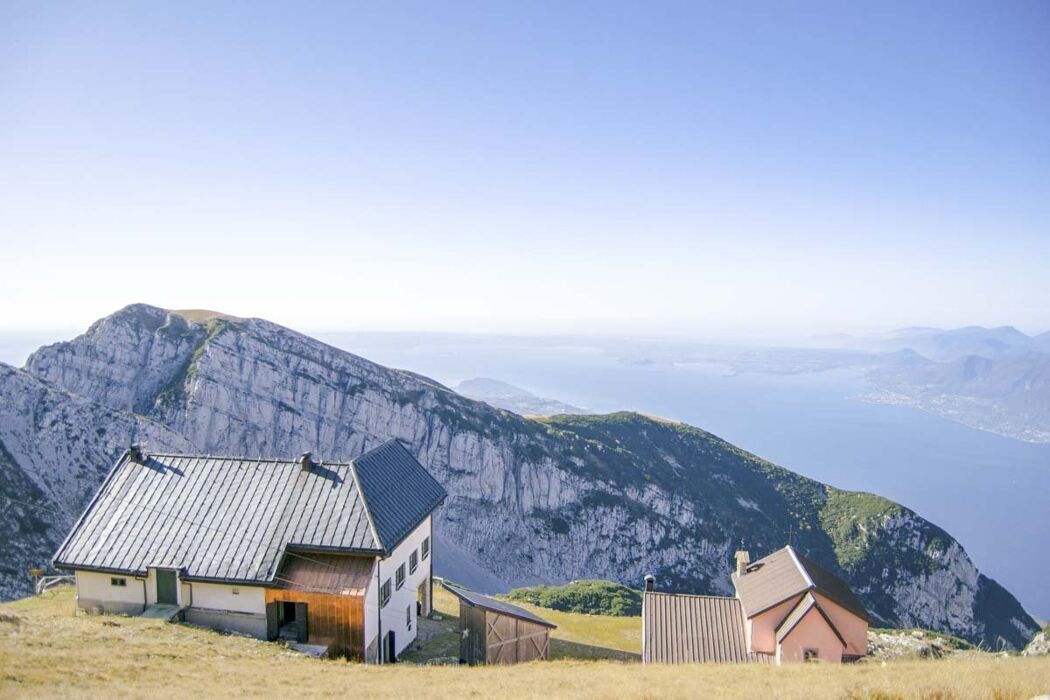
top-left (443, 583), bottom-right (557, 665)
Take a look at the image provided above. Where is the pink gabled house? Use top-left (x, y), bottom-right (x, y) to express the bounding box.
top-left (642, 545), bottom-right (869, 665)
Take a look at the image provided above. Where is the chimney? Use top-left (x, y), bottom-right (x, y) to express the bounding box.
top-left (300, 452), bottom-right (313, 471)
top-left (644, 574), bottom-right (655, 592)
top-left (128, 444), bottom-right (144, 464)
top-left (734, 550), bottom-right (751, 577)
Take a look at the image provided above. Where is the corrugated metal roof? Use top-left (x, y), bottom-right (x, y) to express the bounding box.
top-left (733, 546), bottom-right (869, 622)
top-left (775, 592), bottom-right (847, 647)
top-left (442, 583), bottom-right (557, 628)
top-left (276, 552), bottom-right (373, 596)
top-left (643, 592), bottom-right (771, 664)
top-left (53, 440), bottom-right (446, 584)
top-left (733, 547), bottom-right (811, 616)
top-left (352, 440), bottom-right (447, 551)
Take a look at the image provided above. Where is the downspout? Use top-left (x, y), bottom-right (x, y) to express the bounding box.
top-left (375, 556), bottom-right (382, 664)
top-left (136, 576), bottom-right (147, 613)
top-left (428, 514), bottom-right (434, 617)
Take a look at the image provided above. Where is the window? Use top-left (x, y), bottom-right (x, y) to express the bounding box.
top-left (110, 577), bottom-right (127, 587)
top-left (421, 536), bottom-right (431, 560)
top-left (409, 550), bottom-right (418, 574)
top-left (406, 604), bottom-right (413, 631)
top-left (396, 564), bottom-right (405, 590)
top-left (380, 579), bottom-right (391, 607)
top-left (803, 649), bottom-right (819, 662)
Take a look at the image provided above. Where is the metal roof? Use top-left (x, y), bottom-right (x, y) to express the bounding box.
top-left (642, 592), bottom-right (771, 664)
top-left (733, 546), bottom-right (869, 622)
top-left (352, 440), bottom-right (447, 551)
top-left (775, 592), bottom-right (847, 647)
top-left (733, 546), bottom-right (811, 616)
top-left (53, 440), bottom-right (446, 584)
top-left (442, 583), bottom-right (557, 628)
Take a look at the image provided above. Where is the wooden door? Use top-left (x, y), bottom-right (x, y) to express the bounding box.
top-left (156, 570), bottom-right (177, 605)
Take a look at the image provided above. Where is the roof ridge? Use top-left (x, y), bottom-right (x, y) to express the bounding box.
top-left (786, 545), bottom-right (815, 589)
top-left (347, 452), bottom-right (384, 553)
top-left (348, 438), bottom-right (402, 464)
top-left (144, 452), bottom-right (353, 466)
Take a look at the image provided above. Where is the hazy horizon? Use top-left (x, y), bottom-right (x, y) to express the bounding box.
top-left (3, 2), bottom-right (1048, 336)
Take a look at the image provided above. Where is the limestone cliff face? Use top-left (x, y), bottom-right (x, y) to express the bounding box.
top-left (0, 363), bottom-right (191, 599)
top-left (7, 304), bottom-right (1039, 649)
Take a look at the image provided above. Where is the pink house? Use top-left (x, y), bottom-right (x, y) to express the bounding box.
top-left (642, 546), bottom-right (869, 664)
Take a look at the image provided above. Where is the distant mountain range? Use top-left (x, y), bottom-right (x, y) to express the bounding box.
top-left (588, 326), bottom-right (1050, 444)
top-left (818, 326), bottom-right (1050, 362)
top-left (826, 327), bottom-right (1050, 443)
top-left (0, 304), bottom-right (1039, 649)
top-left (455, 377), bottom-right (591, 416)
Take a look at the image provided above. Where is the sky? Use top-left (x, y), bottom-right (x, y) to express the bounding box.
top-left (1, 1), bottom-right (1048, 340)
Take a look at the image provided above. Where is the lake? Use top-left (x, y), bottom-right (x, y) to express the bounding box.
top-left (317, 332), bottom-right (1050, 621)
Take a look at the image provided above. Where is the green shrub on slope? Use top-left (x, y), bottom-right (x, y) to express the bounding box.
top-left (505, 579), bottom-right (641, 617)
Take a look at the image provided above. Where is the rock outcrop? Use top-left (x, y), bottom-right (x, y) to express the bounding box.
top-left (1, 304), bottom-right (1039, 649)
top-left (1022, 628), bottom-right (1050, 656)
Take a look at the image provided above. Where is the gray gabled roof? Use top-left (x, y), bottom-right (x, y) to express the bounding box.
top-left (53, 440), bottom-right (446, 584)
top-left (352, 440), bottom-right (447, 552)
top-left (442, 582), bottom-right (557, 628)
top-left (732, 546), bottom-right (870, 622)
top-left (642, 591), bottom-right (771, 664)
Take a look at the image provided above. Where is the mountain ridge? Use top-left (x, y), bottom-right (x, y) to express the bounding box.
top-left (0, 304), bottom-right (1039, 648)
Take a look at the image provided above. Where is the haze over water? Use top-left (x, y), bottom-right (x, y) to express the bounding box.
top-left (318, 332), bottom-right (1050, 621)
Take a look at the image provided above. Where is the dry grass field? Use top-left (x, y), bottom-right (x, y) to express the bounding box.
top-left (1, 587), bottom-right (1048, 699)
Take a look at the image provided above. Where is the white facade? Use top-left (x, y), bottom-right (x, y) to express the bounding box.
top-left (364, 515), bottom-right (434, 662)
top-left (182, 580), bottom-right (268, 637)
top-left (75, 570), bottom-right (146, 615)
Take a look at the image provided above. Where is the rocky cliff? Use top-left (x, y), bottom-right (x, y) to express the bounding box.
top-left (2, 304), bottom-right (1039, 649)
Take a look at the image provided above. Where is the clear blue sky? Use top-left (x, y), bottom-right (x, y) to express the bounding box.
top-left (2, 1), bottom-right (1048, 338)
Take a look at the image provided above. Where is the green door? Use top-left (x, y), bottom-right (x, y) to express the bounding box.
top-left (156, 570), bottom-right (178, 605)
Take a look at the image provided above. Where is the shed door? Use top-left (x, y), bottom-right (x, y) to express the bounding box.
top-left (156, 570), bottom-right (178, 605)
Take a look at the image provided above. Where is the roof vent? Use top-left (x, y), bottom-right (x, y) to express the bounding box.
top-left (300, 452), bottom-right (313, 471)
top-left (644, 574), bottom-right (655, 592)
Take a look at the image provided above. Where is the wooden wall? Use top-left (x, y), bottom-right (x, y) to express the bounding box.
top-left (459, 602), bottom-right (487, 664)
top-left (265, 589), bottom-right (365, 659)
top-left (456, 600), bottom-right (551, 664)
top-left (485, 612), bottom-right (550, 664)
